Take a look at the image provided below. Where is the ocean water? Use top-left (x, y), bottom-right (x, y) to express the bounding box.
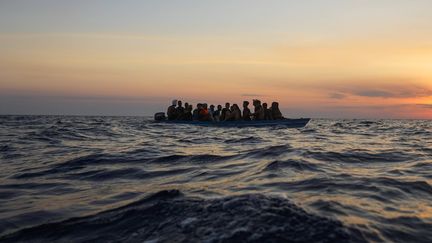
top-left (0, 115), bottom-right (431, 242)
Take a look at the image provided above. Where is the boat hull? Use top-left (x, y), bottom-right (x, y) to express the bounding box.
top-left (156, 118), bottom-right (311, 128)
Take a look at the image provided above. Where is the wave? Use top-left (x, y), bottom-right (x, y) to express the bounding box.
top-left (1, 190), bottom-right (362, 242)
top-left (304, 149), bottom-right (414, 163)
top-left (263, 159), bottom-right (321, 172)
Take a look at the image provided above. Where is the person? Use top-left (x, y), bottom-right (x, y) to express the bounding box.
top-left (225, 104), bottom-right (241, 121)
top-left (199, 103), bottom-right (211, 121)
top-left (183, 104), bottom-right (193, 121)
top-left (232, 104), bottom-right (242, 121)
top-left (167, 99), bottom-right (178, 120)
top-left (209, 105), bottom-right (216, 121)
top-left (176, 100), bottom-right (185, 120)
top-left (192, 103), bottom-right (202, 121)
top-left (271, 102), bottom-right (283, 120)
top-left (242, 101), bottom-right (251, 121)
top-left (263, 103), bottom-right (273, 120)
top-left (221, 102), bottom-right (230, 121)
top-left (252, 99), bottom-right (265, 120)
top-left (213, 105), bottom-right (222, 122)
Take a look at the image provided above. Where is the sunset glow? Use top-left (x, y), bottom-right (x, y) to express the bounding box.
top-left (1, 1), bottom-right (432, 118)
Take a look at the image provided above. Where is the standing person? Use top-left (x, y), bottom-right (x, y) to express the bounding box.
top-left (221, 102), bottom-right (230, 121)
top-left (167, 99), bottom-right (178, 120)
top-left (176, 100), bottom-right (185, 120)
top-left (242, 101), bottom-right (251, 121)
top-left (252, 99), bottom-right (265, 120)
top-left (263, 103), bottom-right (273, 120)
top-left (271, 102), bottom-right (284, 120)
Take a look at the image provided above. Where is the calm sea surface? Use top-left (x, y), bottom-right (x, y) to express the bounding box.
top-left (0, 116), bottom-right (431, 242)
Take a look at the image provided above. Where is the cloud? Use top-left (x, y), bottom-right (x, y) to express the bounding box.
top-left (329, 92), bottom-right (347, 99)
top-left (241, 93), bottom-right (265, 97)
top-left (417, 104), bottom-right (432, 109)
top-left (352, 90), bottom-right (394, 98)
top-left (337, 85), bottom-right (432, 99)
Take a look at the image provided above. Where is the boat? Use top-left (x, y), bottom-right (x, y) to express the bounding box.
top-left (155, 118), bottom-right (311, 128)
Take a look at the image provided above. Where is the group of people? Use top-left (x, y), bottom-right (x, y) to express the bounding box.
top-left (167, 99), bottom-right (284, 122)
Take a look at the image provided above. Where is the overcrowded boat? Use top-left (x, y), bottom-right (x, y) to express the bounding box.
top-left (154, 99), bottom-right (310, 128)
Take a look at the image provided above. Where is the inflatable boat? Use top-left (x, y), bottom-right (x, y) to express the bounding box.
top-left (155, 118), bottom-right (311, 128)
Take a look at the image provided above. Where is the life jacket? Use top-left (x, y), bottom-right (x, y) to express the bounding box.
top-left (199, 108), bottom-right (210, 121)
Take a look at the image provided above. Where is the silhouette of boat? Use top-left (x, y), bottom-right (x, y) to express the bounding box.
top-left (155, 118), bottom-right (311, 128)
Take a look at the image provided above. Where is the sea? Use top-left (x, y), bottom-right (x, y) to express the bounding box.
top-left (0, 115), bottom-right (431, 242)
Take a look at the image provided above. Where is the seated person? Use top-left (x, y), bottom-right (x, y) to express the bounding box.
top-left (242, 101), bottom-right (251, 121)
top-left (263, 103), bottom-right (273, 120)
top-left (213, 105), bottom-right (222, 122)
top-left (199, 103), bottom-right (211, 121)
top-left (252, 99), bottom-right (265, 120)
top-left (167, 100), bottom-right (178, 120)
top-left (183, 104), bottom-right (193, 121)
top-left (221, 102), bottom-right (230, 121)
top-left (209, 105), bottom-right (216, 121)
top-left (176, 100), bottom-right (185, 120)
top-left (225, 104), bottom-right (241, 121)
top-left (192, 103), bottom-right (202, 121)
top-left (271, 102), bottom-right (284, 120)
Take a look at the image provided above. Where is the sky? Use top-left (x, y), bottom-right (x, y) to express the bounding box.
top-left (0, 0), bottom-right (432, 118)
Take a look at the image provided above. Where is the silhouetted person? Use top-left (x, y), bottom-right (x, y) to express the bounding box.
top-left (221, 102), bottom-right (230, 121)
top-left (225, 104), bottom-right (241, 121)
top-left (209, 105), bottom-right (216, 121)
top-left (199, 103), bottom-right (211, 121)
top-left (232, 104), bottom-right (242, 121)
top-left (242, 101), bottom-right (251, 121)
top-left (263, 103), bottom-right (273, 120)
top-left (184, 104), bottom-right (193, 121)
top-left (176, 100), bottom-right (185, 120)
top-left (193, 103), bottom-right (202, 121)
top-left (252, 99), bottom-right (265, 120)
top-left (213, 105), bottom-right (222, 122)
top-left (271, 102), bottom-right (283, 120)
top-left (167, 100), bottom-right (178, 120)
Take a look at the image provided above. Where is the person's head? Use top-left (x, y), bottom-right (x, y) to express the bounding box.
top-left (243, 101), bottom-right (249, 108)
top-left (225, 102), bottom-right (230, 109)
top-left (197, 103), bottom-right (203, 109)
top-left (253, 99), bottom-right (261, 107)
top-left (217, 105), bottom-right (222, 110)
top-left (177, 100), bottom-right (182, 107)
top-left (186, 104), bottom-right (192, 112)
top-left (172, 99), bottom-right (178, 106)
top-left (210, 105), bottom-right (215, 111)
top-left (271, 102), bottom-right (279, 109)
top-left (203, 103), bottom-right (208, 109)
top-left (233, 104), bottom-right (240, 111)
top-left (263, 103), bottom-right (268, 109)
top-left (184, 102), bottom-right (188, 108)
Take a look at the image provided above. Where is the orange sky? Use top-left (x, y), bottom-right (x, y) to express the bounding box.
top-left (0, 1), bottom-right (431, 118)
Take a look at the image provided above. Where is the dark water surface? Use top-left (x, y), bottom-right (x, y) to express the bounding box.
top-left (0, 116), bottom-right (431, 242)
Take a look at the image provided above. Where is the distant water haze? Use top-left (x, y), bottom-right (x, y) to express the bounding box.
top-left (1, 1), bottom-right (432, 118)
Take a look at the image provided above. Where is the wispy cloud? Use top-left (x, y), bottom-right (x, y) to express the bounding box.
top-left (351, 87), bottom-right (432, 99)
top-left (241, 93), bottom-right (266, 97)
top-left (325, 83), bottom-right (432, 99)
top-left (417, 104), bottom-right (432, 109)
top-left (329, 92), bottom-right (347, 99)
